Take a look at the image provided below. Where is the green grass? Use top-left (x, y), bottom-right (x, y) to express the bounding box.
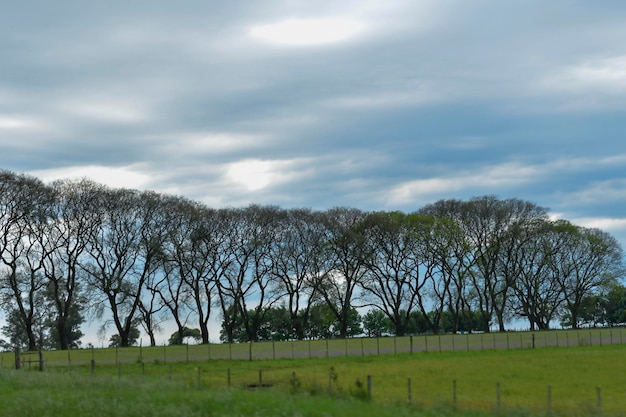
top-left (2, 329), bottom-right (626, 416)
top-left (0, 369), bottom-right (500, 417)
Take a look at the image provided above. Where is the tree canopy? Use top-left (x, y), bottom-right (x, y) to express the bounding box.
top-left (0, 169), bottom-right (624, 350)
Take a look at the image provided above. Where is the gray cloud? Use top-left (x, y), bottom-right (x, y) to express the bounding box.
top-left (1, 0), bottom-right (625, 247)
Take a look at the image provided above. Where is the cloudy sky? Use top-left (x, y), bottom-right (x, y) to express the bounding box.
top-left (2, 1), bottom-right (626, 250)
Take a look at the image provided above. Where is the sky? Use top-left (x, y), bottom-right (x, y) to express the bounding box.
top-left (1, 1), bottom-right (626, 343)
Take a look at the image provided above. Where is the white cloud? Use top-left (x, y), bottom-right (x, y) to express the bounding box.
top-left (386, 162), bottom-right (543, 205)
top-left (0, 115), bottom-right (45, 130)
top-left (29, 165), bottom-right (151, 190)
top-left (569, 217), bottom-right (626, 233)
top-left (541, 55), bottom-right (626, 110)
top-left (59, 97), bottom-right (150, 124)
top-left (225, 158), bottom-right (313, 192)
top-left (164, 132), bottom-right (270, 156)
top-left (566, 55), bottom-right (626, 89)
top-left (250, 18), bottom-right (364, 46)
top-left (563, 179), bottom-right (626, 205)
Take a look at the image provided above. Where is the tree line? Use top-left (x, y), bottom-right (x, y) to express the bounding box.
top-left (0, 170), bottom-right (624, 351)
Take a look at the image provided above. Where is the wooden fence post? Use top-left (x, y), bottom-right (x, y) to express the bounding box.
top-left (90, 346), bottom-right (95, 376)
top-left (227, 368), bottom-right (231, 387)
top-left (37, 347), bottom-right (44, 372)
top-left (367, 375), bottom-right (372, 400)
top-left (14, 347), bottom-right (20, 370)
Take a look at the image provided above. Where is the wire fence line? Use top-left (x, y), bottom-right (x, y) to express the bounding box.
top-left (3, 327), bottom-right (624, 369)
top-left (2, 329), bottom-right (624, 416)
top-left (5, 351), bottom-right (620, 416)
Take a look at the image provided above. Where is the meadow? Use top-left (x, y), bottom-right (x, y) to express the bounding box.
top-left (1, 329), bottom-right (625, 416)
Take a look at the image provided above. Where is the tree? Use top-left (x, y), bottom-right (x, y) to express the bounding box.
top-left (217, 206), bottom-right (282, 343)
top-left (108, 325), bottom-right (140, 347)
top-left (270, 208), bottom-right (326, 340)
top-left (506, 219), bottom-right (565, 330)
top-left (418, 202), bottom-right (477, 334)
top-left (168, 327), bottom-right (202, 345)
top-left (359, 211), bottom-right (427, 336)
top-left (313, 208), bottom-right (369, 338)
top-left (41, 179), bottom-right (102, 350)
top-left (85, 189), bottom-right (165, 347)
top-left (421, 196), bottom-right (549, 332)
top-left (47, 298), bottom-right (84, 349)
top-left (602, 283), bottom-right (626, 326)
top-left (0, 172), bottom-right (51, 351)
top-left (303, 303), bottom-right (361, 339)
top-left (362, 309), bottom-right (391, 337)
top-left (552, 224), bottom-right (625, 329)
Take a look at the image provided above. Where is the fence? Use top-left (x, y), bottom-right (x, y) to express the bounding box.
top-left (2, 327), bottom-right (624, 368)
top-left (4, 353), bottom-right (620, 415)
top-left (2, 328), bottom-right (624, 416)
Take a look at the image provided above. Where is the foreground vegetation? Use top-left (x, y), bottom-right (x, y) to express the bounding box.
top-left (1, 342), bottom-right (625, 416)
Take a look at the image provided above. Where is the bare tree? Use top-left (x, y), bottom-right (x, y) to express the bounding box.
top-left (313, 207), bottom-right (369, 338)
top-left (84, 189), bottom-right (165, 347)
top-left (0, 172), bottom-right (51, 350)
top-left (506, 219), bottom-right (565, 330)
top-left (552, 222), bottom-right (625, 329)
top-left (270, 208), bottom-right (326, 340)
top-left (359, 211), bottom-right (427, 336)
top-left (39, 179), bottom-right (104, 349)
top-left (217, 205), bottom-right (281, 343)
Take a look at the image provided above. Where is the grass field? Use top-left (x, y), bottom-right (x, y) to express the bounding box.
top-left (1, 329), bottom-right (625, 416)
